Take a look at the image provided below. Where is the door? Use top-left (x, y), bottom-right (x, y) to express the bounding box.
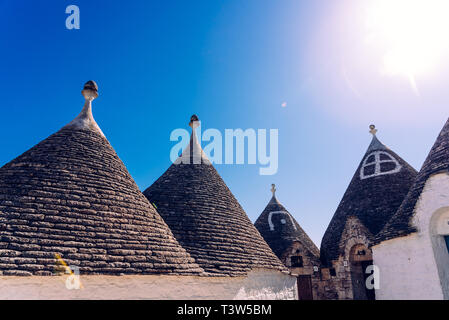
top-left (361, 261), bottom-right (376, 300)
top-left (351, 261), bottom-right (375, 300)
top-left (297, 275), bottom-right (313, 300)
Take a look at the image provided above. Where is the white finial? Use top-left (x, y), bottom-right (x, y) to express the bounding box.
top-left (63, 80), bottom-right (104, 137)
top-left (271, 184), bottom-right (276, 197)
top-left (189, 114), bottom-right (200, 129)
top-left (82, 80), bottom-right (99, 101)
top-left (369, 124), bottom-right (377, 136)
top-left (175, 114), bottom-right (210, 165)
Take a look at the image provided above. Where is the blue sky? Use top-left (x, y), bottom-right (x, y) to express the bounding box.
top-left (1, 0), bottom-right (449, 246)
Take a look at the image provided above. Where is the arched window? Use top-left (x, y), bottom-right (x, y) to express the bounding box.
top-left (360, 151), bottom-right (402, 180)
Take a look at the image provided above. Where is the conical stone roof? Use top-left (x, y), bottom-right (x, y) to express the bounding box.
top-left (143, 116), bottom-right (288, 276)
top-left (376, 118), bottom-right (449, 243)
top-left (0, 81), bottom-right (203, 276)
top-left (255, 184), bottom-right (319, 259)
top-left (320, 125), bottom-right (417, 264)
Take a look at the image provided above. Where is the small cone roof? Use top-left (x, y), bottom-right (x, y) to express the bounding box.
top-left (255, 185), bottom-right (320, 260)
top-left (143, 116), bottom-right (288, 276)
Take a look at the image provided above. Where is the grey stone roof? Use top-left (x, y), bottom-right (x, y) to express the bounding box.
top-left (0, 83), bottom-right (203, 276)
top-left (375, 118), bottom-right (449, 243)
top-left (143, 117), bottom-right (288, 276)
top-left (254, 191), bottom-right (320, 260)
top-left (320, 130), bottom-right (417, 265)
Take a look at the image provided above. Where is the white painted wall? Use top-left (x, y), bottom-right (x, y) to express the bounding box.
top-left (373, 172), bottom-right (449, 300)
top-left (373, 234), bottom-right (443, 300)
top-left (0, 269), bottom-right (297, 300)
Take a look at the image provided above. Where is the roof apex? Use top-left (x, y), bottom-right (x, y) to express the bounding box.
top-left (176, 116), bottom-right (211, 165)
top-left (366, 134), bottom-right (388, 153)
top-left (366, 125), bottom-right (388, 153)
top-left (268, 184), bottom-right (280, 204)
top-left (63, 80), bottom-right (104, 137)
top-left (268, 195), bottom-right (280, 205)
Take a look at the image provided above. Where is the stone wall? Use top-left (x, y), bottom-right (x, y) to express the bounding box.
top-left (317, 267), bottom-right (338, 300)
top-left (326, 217), bottom-right (372, 300)
top-left (0, 269), bottom-right (298, 300)
top-left (280, 241), bottom-right (334, 300)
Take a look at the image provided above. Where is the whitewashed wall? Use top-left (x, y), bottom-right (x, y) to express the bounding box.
top-left (0, 269), bottom-right (297, 300)
top-left (373, 234), bottom-right (443, 300)
top-left (373, 173), bottom-right (449, 300)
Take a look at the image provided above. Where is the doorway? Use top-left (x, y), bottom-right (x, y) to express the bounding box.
top-left (349, 244), bottom-right (375, 300)
top-left (297, 275), bottom-right (313, 300)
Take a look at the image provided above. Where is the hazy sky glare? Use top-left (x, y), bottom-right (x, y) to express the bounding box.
top-left (1, 0), bottom-right (449, 246)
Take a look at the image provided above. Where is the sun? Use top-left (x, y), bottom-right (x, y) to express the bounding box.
top-left (365, 0), bottom-right (449, 91)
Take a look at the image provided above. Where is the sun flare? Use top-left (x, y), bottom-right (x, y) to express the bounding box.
top-left (365, 0), bottom-right (449, 90)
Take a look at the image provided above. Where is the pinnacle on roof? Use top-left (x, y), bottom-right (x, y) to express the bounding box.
top-left (143, 115), bottom-right (288, 276)
top-left (254, 184), bottom-right (320, 259)
top-left (0, 81), bottom-right (203, 276)
top-left (175, 114), bottom-right (210, 165)
top-left (271, 183), bottom-right (276, 197)
top-left (64, 80), bottom-right (104, 137)
top-left (366, 124), bottom-right (388, 153)
top-left (320, 125), bottom-right (417, 264)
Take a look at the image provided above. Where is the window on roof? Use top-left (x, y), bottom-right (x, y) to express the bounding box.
top-left (445, 236), bottom-right (449, 253)
top-left (360, 151), bottom-right (402, 180)
top-left (291, 256), bottom-right (303, 268)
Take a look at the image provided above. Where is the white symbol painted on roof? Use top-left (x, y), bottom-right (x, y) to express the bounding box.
top-left (360, 151), bottom-right (402, 180)
top-left (268, 211), bottom-right (297, 231)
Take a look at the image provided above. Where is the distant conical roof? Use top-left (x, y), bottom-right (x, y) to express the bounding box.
top-left (376, 118), bottom-right (449, 243)
top-left (143, 116), bottom-right (288, 276)
top-left (320, 125), bottom-right (417, 264)
top-left (0, 82), bottom-right (203, 276)
top-left (254, 184), bottom-right (319, 259)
